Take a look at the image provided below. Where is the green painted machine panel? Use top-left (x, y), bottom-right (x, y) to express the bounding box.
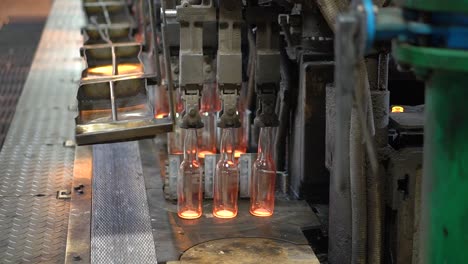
top-left (393, 43), bottom-right (468, 73)
top-left (395, 0), bottom-right (468, 14)
top-left (423, 71), bottom-right (468, 264)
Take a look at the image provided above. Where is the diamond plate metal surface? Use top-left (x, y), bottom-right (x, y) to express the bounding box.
top-left (0, 21), bottom-right (44, 148)
top-left (92, 142), bottom-right (158, 264)
top-left (0, 0), bottom-right (84, 262)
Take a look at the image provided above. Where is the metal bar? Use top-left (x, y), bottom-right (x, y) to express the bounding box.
top-left (109, 81), bottom-right (118, 121)
top-left (65, 146), bottom-right (93, 264)
top-left (147, 0), bottom-right (162, 85)
top-left (102, 3), bottom-right (112, 26)
top-left (161, 0), bottom-right (176, 125)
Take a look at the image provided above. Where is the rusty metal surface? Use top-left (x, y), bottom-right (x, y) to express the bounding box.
top-left (180, 237), bottom-right (320, 264)
top-left (140, 139), bottom-right (321, 263)
top-left (0, 0), bottom-right (83, 262)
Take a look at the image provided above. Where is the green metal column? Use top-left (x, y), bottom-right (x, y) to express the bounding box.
top-left (395, 44), bottom-right (468, 263)
top-left (424, 70), bottom-right (468, 263)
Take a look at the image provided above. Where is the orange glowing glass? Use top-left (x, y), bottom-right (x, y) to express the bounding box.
top-left (168, 114), bottom-right (185, 155)
top-left (198, 150), bottom-right (215, 159)
top-left (250, 127), bottom-right (276, 217)
top-left (87, 63), bottom-right (142, 76)
top-left (200, 83), bottom-right (221, 113)
top-left (178, 129), bottom-right (203, 219)
top-left (213, 128), bottom-right (239, 219)
top-left (234, 150), bottom-right (245, 159)
top-left (392, 105), bottom-right (404, 113)
top-left (198, 112), bottom-right (217, 159)
top-left (233, 109), bottom-right (249, 157)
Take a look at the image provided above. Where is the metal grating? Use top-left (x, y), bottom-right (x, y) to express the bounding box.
top-left (92, 142), bottom-right (158, 264)
top-left (0, 0), bottom-right (84, 262)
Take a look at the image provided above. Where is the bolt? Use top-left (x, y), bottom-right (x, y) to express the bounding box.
top-left (173, 67), bottom-right (179, 75)
top-left (204, 65), bottom-right (212, 73)
top-left (73, 255), bottom-right (82, 261)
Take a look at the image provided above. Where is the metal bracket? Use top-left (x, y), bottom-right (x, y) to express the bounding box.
top-left (246, 7), bottom-right (281, 128)
top-left (254, 85), bottom-right (280, 127)
top-left (181, 89), bottom-right (204, 128)
top-left (176, 0), bottom-right (216, 128)
top-left (57, 190), bottom-right (72, 199)
top-left (217, 0), bottom-right (242, 128)
top-left (218, 86), bottom-right (241, 128)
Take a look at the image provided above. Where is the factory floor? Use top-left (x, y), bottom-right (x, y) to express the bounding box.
top-left (0, 0), bottom-right (51, 149)
top-left (0, 1), bottom-right (321, 263)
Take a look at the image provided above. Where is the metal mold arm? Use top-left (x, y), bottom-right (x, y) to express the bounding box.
top-left (176, 0), bottom-right (216, 129)
top-left (216, 0), bottom-right (243, 128)
top-left (246, 7), bottom-right (281, 128)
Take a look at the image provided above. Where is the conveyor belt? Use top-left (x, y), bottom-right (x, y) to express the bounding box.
top-left (0, 0), bottom-right (83, 262)
top-left (91, 142), bottom-right (158, 263)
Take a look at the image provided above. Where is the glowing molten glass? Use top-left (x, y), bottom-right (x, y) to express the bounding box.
top-left (178, 129), bottom-right (203, 220)
top-left (197, 112), bottom-right (217, 158)
top-left (234, 150), bottom-right (245, 159)
top-left (155, 113), bottom-right (168, 119)
top-left (213, 209), bottom-right (236, 218)
top-left (251, 208), bottom-right (273, 217)
top-left (392, 105), bottom-right (404, 113)
top-left (198, 150), bottom-right (215, 159)
top-left (250, 127), bottom-right (276, 217)
top-left (87, 63), bottom-right (142, 76)
top-left (178, 209), bottom-right (201, 219)
top-left (213, 128), bottom-right (239, 219)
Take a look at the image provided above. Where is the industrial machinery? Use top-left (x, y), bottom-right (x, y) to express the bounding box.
top-left (0, 0), bottom-right (467, 263)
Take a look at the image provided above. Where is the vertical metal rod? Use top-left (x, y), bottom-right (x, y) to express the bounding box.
top-left (110, 45), bottom-right (118, 121)
top-left (161, 0), bottom-right (176, 125)
top-left (111, 45), bottom-right (117, 75)
top-left (102, 3), bottom-right (112, 26)
top-left (110, 81), bottom-right (118, 121)
top-left (147, 0), bottom-right (162, 85)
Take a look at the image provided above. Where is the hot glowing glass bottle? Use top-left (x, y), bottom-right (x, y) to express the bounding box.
top-left (198, 83), bottom-right (220, 159)
top-left (250, 127), bottom-right (276, 217)
top-left (213, 128), bottom-right (239, 219)
top-left (178, 129), bottom-right (203, 219)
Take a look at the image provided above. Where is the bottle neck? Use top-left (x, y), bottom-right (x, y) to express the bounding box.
top-left (220, 128), bottom-right (235, 162)
top-left (183, 129), bottom-right (199, 162)
top-left (257, 127), bottom-right (273, 160)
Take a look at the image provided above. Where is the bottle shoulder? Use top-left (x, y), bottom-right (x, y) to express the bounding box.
top-left (180, 160), bottom-right (202, 171)
top-left (216, 159), bottom-right (237, 169)
top-left (253, 158), bottom-right (275, 170)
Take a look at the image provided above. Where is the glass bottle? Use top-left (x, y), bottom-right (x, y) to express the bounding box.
top-left (213, 128), bottom-right (239, 219)
top-left (198, 83), bottom-right (220, 159)
top-left (178, 129), bottom-right (203, 219)
top-left (167, 113), bottom-right (185, 155)
top-left (155, 54), bottom-right (169, 118)
top-left (250, 127), bottom-right (276, 217)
